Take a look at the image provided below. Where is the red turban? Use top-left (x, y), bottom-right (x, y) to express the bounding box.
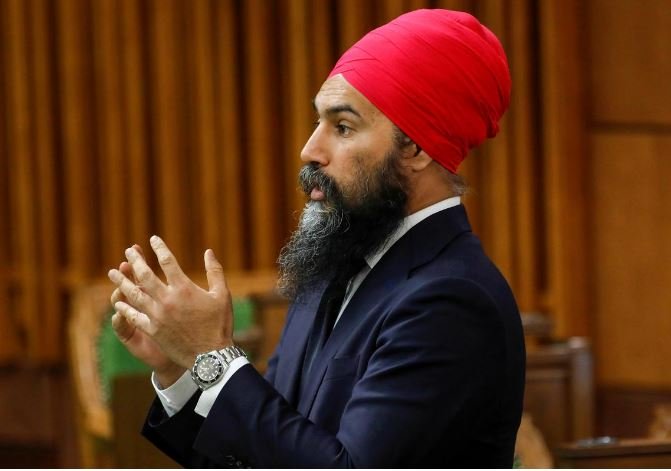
top-left (328, 9), bottom-right (511, 173)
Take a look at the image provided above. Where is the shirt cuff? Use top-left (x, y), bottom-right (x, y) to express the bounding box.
top-left (151, 369), bottom-right (198, 417)
top-left (194, 357), bottom-right (250, 418)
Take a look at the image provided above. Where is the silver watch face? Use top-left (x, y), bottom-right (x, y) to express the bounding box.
top-left (196, 354), bottom-right (224, 383)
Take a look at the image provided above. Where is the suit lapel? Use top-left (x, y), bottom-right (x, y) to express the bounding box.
top-left (274, 280), bottom-right (328, 407)
top-left (296, 205), bottom-right (473, 416)
top-left (297, 241), bottom-right (410, 416)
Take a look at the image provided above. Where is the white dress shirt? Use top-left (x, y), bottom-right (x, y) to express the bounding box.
top-left (153, 196), bottom-right (461, 418)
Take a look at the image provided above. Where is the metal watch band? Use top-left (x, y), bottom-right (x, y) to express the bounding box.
top-left (218, 345), bottom-right (247, 364)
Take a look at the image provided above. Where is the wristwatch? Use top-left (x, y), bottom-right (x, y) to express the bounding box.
top-left (191, 345), bottom-right (247, 390)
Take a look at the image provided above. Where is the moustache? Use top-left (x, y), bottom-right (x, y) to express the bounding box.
top-left (298, 164), bottom-right (341, 202)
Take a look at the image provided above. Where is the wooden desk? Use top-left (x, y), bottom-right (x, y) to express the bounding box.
top-left (555, 438), bottom-right (671, 468)
top-left (524, 337), bottom-right (594, 450)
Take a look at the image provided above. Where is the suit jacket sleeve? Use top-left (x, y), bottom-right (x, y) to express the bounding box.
top-left (144, 277), bottom-right (507, 468)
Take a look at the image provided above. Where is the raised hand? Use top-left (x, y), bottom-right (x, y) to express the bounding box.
top-left (108, 235), bottom-right (234, 371)
top-left (109, 244), bottom-right (185, 387)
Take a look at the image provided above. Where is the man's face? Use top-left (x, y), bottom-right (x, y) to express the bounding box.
top-left (277, 75), bottom-right (408, 300)
top-left (300, 74), bottom-right (400, 207)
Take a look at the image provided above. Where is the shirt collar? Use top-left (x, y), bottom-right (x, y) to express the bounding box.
top-left (364, 196), bottom-right (462, 269)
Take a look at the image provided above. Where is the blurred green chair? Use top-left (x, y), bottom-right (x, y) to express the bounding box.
top-left (68, 272), bottom-right (277, 467)
top-left (97, 297), bottom-right (258, 402)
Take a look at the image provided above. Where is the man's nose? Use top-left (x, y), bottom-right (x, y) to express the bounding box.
top-left (300, 127), bottom-right (328, 166)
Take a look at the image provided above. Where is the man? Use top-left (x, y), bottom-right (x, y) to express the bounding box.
top-left (108, 9), bottom-right (525, 468)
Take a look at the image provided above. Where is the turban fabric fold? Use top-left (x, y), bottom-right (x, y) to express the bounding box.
top-left (328, 9), bottom-right (511, 173)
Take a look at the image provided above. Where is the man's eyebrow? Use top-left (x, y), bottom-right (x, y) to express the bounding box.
top-left (311, 99), bottom-right (362, 118)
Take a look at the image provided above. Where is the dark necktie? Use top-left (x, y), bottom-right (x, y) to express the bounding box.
top-left (302, 258), bottom-right (367, 380)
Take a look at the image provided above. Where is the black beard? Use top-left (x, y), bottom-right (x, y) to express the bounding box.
top-left (277, 151), bottom-right (408, 301)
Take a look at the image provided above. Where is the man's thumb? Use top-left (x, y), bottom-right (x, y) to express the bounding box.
top-left (204, 249), bottom-right (227, 294)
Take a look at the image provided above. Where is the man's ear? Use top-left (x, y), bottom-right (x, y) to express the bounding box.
top-left (400, 145), bottom-right (433, 172)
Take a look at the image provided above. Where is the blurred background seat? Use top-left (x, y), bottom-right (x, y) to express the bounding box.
top-left (514, 312), bottom-right (595, 468)
top-left (68, 271), bottom-right (283, 468)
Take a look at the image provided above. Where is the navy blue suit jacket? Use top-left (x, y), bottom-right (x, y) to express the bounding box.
top-left (143, 205), bottom-right (525, 468)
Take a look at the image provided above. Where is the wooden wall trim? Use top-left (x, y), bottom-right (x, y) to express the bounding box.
top-left (538, 0), bottom-right (590, 337)
top-left (477, 0), bottom-right (515, 281)
top-left (94, 0), bottom-right (126, 269)
top-left (215, 0), bottom-right (245, 269)
top-left (189, 0), bottom-right (219, 255)
top-left (57, 0), bottom-right (97, 278)
top-left (149, 0), bottom-right (189, 265)
top-left (243, 0), bottom-right (283, 268)
top-left (4, 0), bottom-right (41, 361)
top-left (119, 0), bottom-right (151, 247)
top-left (283, 0), bottom-right (312, 215)
top-left (31, 0), bottom-right (61, 360)
top-left (0, 1), bottom-right (23, 361)
top-left (507, 0), bottom-right (540, 311)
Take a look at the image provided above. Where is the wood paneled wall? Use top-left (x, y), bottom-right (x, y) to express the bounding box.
top-left (587, 0), bottom-right (671, 389)
top-left (1, 0), bottom-right (589, 368)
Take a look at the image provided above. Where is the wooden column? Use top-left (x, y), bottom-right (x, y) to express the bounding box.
top-left (0, 0), bottom-right (21, 362)
top-left (507, 0), bottom-right (541, 312)
top-left (538, 0), bottom-right (590, 336)
top-left (93, 0), bottom-right (127, 269)
top-left (242, 0), bottom-right (283, 268)
top-left (188, 0), bottom-right (220, 256)
top-left (148, 0), bottom-right (189, 264)
top-left (283, 0), bottom-right (313, 215)
top-left (477, 0), bottom-right (515, 281)
top-left (30, 0), bottom-right (62, 361)
top-left (214, 0), bottom-right (245, 270)
top-left (56, 0), bottom-right (98, 283)
top-left (119, 0), bottom-right (152, 247)
top-left (4, 0), bottom-right (41, 361)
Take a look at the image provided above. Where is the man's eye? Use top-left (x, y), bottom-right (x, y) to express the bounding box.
top-left (336, 124), bottom-right (352, 136)
top-left (312, 120), bottom-right (320, 129)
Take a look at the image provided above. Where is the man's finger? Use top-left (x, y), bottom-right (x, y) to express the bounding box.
top-left (111, 311), bottom-right (135, 342)
top-left (119, 261), bottom-right (135, 281)
top-left (204, 249), bottom-right (228, 295)
top-left (112, 262), bottom-right (136, 305)
top-left (132, 243), bottom-right (146, 260)
top-left (108, 268), bottom-right (155, 314)
top-left (149, 235), bottom-right (186, 285)
top-left (111, 287), bottom-right (124, 305)
top-left (125, 246), bottom-right (166, 296)
top-left (114, 301), bottom-right (153, 334)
